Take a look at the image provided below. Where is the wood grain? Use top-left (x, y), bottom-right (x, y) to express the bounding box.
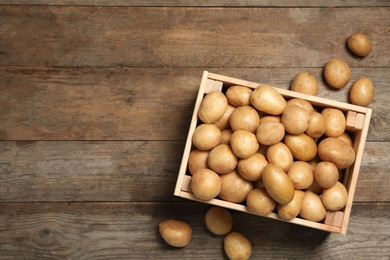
top-left (0, 6), bottom-right (389, 68)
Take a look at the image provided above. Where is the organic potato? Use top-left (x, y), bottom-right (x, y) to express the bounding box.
top-left (219, 170), bottom-right (254, 203)
top-left (246, 188), bottom-right (276, 216)
top-left (318, 137), bottom-right (356, 169)
top-left (192, 123), bottom-right (221, 151)
top-left (205, 206), bottom-right (233, 236)
top-left (290, 71), bottom-right (318, 96)
top-left (281, 104), bottom-right (310, 134)
top-left (214, 105), bottom-right (236, 131)
top-left (286, 98), bottom-right (315, 115)
top-left (287, 161), bottom-right (314, 190)
top-left (313, 161), bottom-right (339, 188)
top-left (226, 85), bottom-right (253, 107)
top-left (188, 148), bottom-right (209, 175)
top-left (262, 164), bottom-right (295, 205)
top-left (250, 84), bottom-right (287, 115)
top-left (277, 190), bottom-right (305, 220)
top-left (347, 32), bottom-right (372, 57)
top-left (191, 168), bottom-right (222, 201)
top-left (266, 142), bottom-right (294, 172)
top-left (237, 153), bottom-right (268, 181)
top-left (305, 111), bottom-right (327, 139)
top-left (321, 108), bottom-right (346, 137)
top-left (230, 130), bottom-right (259, 159)
top-left (349, 77), bottom-right (375, 107)
top-left (224, 232), bottom-right (252, 260)
top-left (198, 91), bottom-right (228, 123)
top-left (159, 219), bottom-right (192, 247)
top-left (229, 105), bottom-right (260, 133)
top-left (208, 144), bottom-right (238, 174)
top-left (256, 121), bottom-right (285, 146)
top-left (299, 191), bottom-right (327, 222)
top-left (324, 58), bottom-right (351, 89)
top-left (321, 181), bottom-right (348, 211)
top-left (284, 133), bottom-right (317, 162)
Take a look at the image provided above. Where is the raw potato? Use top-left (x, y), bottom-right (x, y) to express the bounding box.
top-left (230, 130), bottom-right (259, 159)
top-left (306, 112), bottom-right (327, 139)
top-left (314, 161), bottom-right (339, 188)
top-left (191, 168), bottom-right (222, 201)
top-left (324, 58), bottom-right (351, 89)
top-left (321, 108), bottom-right (346, 137)
top-left (229, 105), bottom-right (260, 133)
top-left (219, 170), bottom-right (254, 203)
top-left (349, 77), bottom-right (375, 106)
top-left (277, 190), bottom-right (305, 220)
top-left (256, 121), bottom-right (285, 146)
top-left (347, 32), bottom-right (372, 57)
top-left (284, 133), bottom-right (317, 162)
top-left (205, 206), bottom-right (233, 236)
top-left (281, 105), bottom-right (311, 134)
top-left (318, 137), bottom-right (356, 169)
top-left (188, 148), bottom-right (209, 175)
top-left (224, 232), bottom-right (252, 260)
top-left (260, 115), bottom-right (281, 123)
top-left (226, 85), bottom-right (253, 107)
top-left (237, 153), bottom-right (268, 181)
top-left (208, 144), bottom-right (238, 174)
top-left (321, 181), bottom-right (348, 211)
top-left (286, 98), bottom-right (314, 115)
top-left (198, 91), bottom-right (228, 123)
top-left (159, 219), bottom-right (192, 248)
top-left (246, 188), bottom-right (276, 216)
top-left (250, 84), bottom-right (287, 115)
top-left (266, 142), bottom-right (294, 172)
top-left (299, 191), bottom-right (327, 222)
top-left (214, 105), bottom-right (236, 131)
top-left (287, 161), bottom-right (314, 190)
top-left (220, 128), bottom-right (234, 145)
top-left (192, 123), bottom-right (221, 151)
top-left (262, 164), bottom-right (295, 205)
top-left (337, 132), bottom-right (353, 147)
top-left (290, 71), bottom-right (318, 96)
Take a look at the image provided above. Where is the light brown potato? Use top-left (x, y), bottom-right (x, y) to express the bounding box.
top-left (192, 123), bottom-right (221, 151)
top-left (256, 121), bottom-right (285, 146)
top-left (284, 133), bottom-right (317, 162)
top-left (299, 191), bottom-right (327, 222)
top-left (219, 170), bottom-right (254, 203)
top-left (324, 58), bottom-right (351, 89)
top-left (321, 108), bottom-right (346, 137)
top-left (191, 168), bottom-right (222, 201)
top-left (305, 112), bottom-right (327, 139)
top-left (250, 84), bottom-right (287, 115)
top-left (246, 188), bottom-right (276, 216)
top-left (205, 206), bottom-right (233, 236)
top-left (198, 91), bottom-right (228, 123)
top-left (188, 148), bottom-right (209, 175)
top-left (277, 190), bottom-right (305, 220)
top-left (322, 181), bottom-right (348, 211)
top-left (281, 105), bottom-right (311, 134)
top-left (224, 232), bottom-right (252, 260)
top-left (266, 142), bottom-right (294, 172)
top-left (318, 137), bottom-right (356, 169)
top-left (349, 77), bottom-right (375, 107)
top-left (213, 105), bottom-right (236, 131)
top-left (208, 144), bottom-right (238, 174)
top-left (237, 153), bottom-right (268, 181)
top-left (230, 130), bottom-right (259, 159)
top-left (262, 164), bottom-right (295, 205)
top-left (287, 161), bottom-right (314, 190)
top-left (337, 132), bottom-right (353, 147)
top-left (286, 98), bottom-right (315, 115)
top-left (226, 85), bottom-right (253, 107)
top-left (314, 161), bottom-right (339, 188)
top-left (290, 71), bottom-right (318, 96)
top-left (159, 219), bottom-right (192, 247)
top-left (229, 105), bottom-right (260, 133)
top-left (347, 32), bottom-right (372, 57)
top-left (220, 128), bottom-right (233, 145)
top-left (260, 115), bottom-right (281, 123)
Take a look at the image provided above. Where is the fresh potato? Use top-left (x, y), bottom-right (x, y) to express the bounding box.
top-left (213, 105), bottom-right (236, 131)
top-left (224, 232), bottom-right (252, 260)
top-left (230, 130), bottom-right (259, 159)
top-left (306, 111), bottom-right (327, 139)
top-left (299, 191), bottom-right (327, 222)
top-left (208, 144), bottom-right (238, 174)
top-left (220, 128), bottom-right (233, 145)
top-left (266, 142), bottom-right (294, 172)
top-left (188, 148), bottom-right (209, 175)
top-left (260, 115), bottom-right (281, 123)
top-left (226, 85), bottom-right (253, 107)
top-left (284, 133), bottom-right (317, 162)
top-left (287, 161), bottom-right (314, 190)
top-left (290, 71), bottom-right (318, 96)
top-left (246, 188), bottom-right (276, 216)
top-left (250, 84), bottom-right (287, 115)
top-left (277, 190), bottom-right (305, 220)
top-left (159, 219), bottom-right (192, 247)
top-left (281, 104), bottom-right (311, 134)
top-left (191, 168), bottom-right (222, 201)
top-left (256, 121), bottom-right (285, 146)
top-left (229, 105), bottom-right (260, 133)
top-left (321, 108), bottom-right (346, 137)
top-left (321, 181), bottom-right (348, 211)
top-left (286, 98), bottom-right (315, 115)
top-left (205, 206), bottom-right (233, 236)
top-left (347, 32), bottom-right (372, 57)
top-left (237, 153), bottom-right (268, 181)
top-left (262, 164), bottom-right (295, 205)
top-left (324, 58), bottom-right (351, 89)
top-left (313, 161), bottom-right (339, 188)
top-left (198, 91), bottom-right (228, 123)
top-left (337, 132), bottom-right (353, 147)
top-left (219, 170), bottom-right (254, 203)
top-left (318, 137), bottom-right (356, 169)
top-left (349, 77), bottom-right (375, 106)
top-left (192, 123), bottom-right (221, 151)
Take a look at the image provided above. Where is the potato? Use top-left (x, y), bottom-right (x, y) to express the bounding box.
top-left (304, 178), bottom-right (323, 195)
top-left (347, 32), bottom-right (372, 57)
top-left (321, 108), bottom-right (346, 137)
top-left (208, 144), bottom-right (238, 174)
top-left (324, 58), bottom-right (351, 89)
top-left (290, 71), bottom-right (318, 96)
top-left (188, 148), bottom-right (209, 175)
top-left (159, 219), bottom-right (192, 247)
top-left (214, 105), bottom-right (236, 131)
top-left (262, 164), bottom-right (295, 205)
top-left (205, 206), bottom-right (233, 236)
top-left (286, 98), bottom-right (314, 115)
top-left (192, 123), bottom-right (221, 151)
top-left (266, 142), bottom-right (294, 172)
top-left (250, 84), bottom-right (287, 115)
top-left (260, 115), bottom-right (281, 123)
top-left (299, 191), bottom-right (327, 222)
top-left (287, 161), bottom-right (314, 190)
top-left (226, 85), bottom-right (253, 107)
top-left (318, 137), bottom-right (355, 169)
top-left (277, 190), bottom-right (305, 220)
top-left (230, 130), bottom-right (259, 159)
top-left (256, 121), bottom-right (285, 146)
top-left (321, 181), bottom-right (348, 211)
top-left (229, 105), bottom-right (260, 133)
top-left (284, 133), bottom-right (317, 162)
top-left (349, 77), bottom-right (375, 106)
top-left (191, 168), bottom-right (222, 201)
top-left (237, 153), bottom-right (268, 181)
top-left (220, 128), bottom-right (233, 145)
top-left (337, 132), bottom-right (353, 147)
top-left (305, 111), bottom-right (327, 139)
top-left (313, 161), bottom-right (339, 188)
top-left (198, 91), bottom-right (228, 123)
top-left (246, 188), bottom-right (276, 216)
top-left (224, 232), bottom-right (252, 260)
top-left (219, 170), bottom-right (254, 203)
top-left (281, 105), bottom-right (310, 134)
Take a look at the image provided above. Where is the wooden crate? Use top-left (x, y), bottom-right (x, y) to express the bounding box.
top-left (174, 71), bottom-right (372, 234)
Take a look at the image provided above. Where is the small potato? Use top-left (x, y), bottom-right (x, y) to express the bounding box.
top-left (262, 164), bottom-right (295, 205)
top-left (287, 161), bottom-right (314, 190)
top-left (251, 84), bottom-right (287, 115)
top-left (256, 121), bottom-right (285, 146)
top-left (347, 32), bottom-right (372, 57)
top-left (191, 168), bottom-right (222, 201)
top-left (324, 58), bottom-right (351, 89)
top-left (246, 188), bottom-right (276, 216)
top-left (226, 85), bottom-right (253, 107)
top-left (281, 105), bottom-right (311, 134)
top-left (314, 161), bottom-right (339, 188)
top-left (229, 105), bottom-right (260, 133)
top-left (321, 181), bottom-right (348, 211)
top-left (192, 123), bottom-right (221, 151)
top-left (306, 112), bottom-right (327, 139)
top-left (237, 153), bottom-right (268, 181)
top-left (198, 91), bottom-right (228, 123)
top-left (224, 232), bottom-right (252, 260)
top-left (284, 133), bottom-right (317, 162)
top-left (219, 170), bottom-right (254, 203)
top-left (266, 142), bottom-right (294, 172)
top-left (220, 128), bottom-right (234, 145)
top-left (299, 191), bottom-right (327, 222)
top-left (277, 190), bottom-right (305, 220)
top-left (188, 148), bottom-right (209, 175)
top-left (318, 137), bottom-right (355, 169)
top-left (205, 206), bottom-right (233, 236)
top-left (159, 219), bottom-right (192, 247)
top-left (290, 71), bottom-right (319, 96)
top-left (208, 144), bottom-right (238, 174)
top-left (321, 108), bottom-right (346, 137)
top-left (214, 105), bottom-right (236, 131)
top-left (230, 130), bottom-right (259, 159)
top-left (349, 77), bottom-right (375, 107)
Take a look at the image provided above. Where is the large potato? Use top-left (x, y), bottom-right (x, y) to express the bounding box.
top-left (317, 137), bottom-right (355, 169)
top-left (198, 91), bottom-right (228, 123)
top-left (250, 84), bottom-right (287, 115)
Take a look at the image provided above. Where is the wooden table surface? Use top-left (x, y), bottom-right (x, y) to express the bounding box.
top-left (0, 1), bottom-right (389, 259)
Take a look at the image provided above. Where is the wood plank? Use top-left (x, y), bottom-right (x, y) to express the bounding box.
top-left (0, 67), bottom-right (388, 141)
top-left (0, 6), bottom-right (389, 68)
top-left (0, 141), bottom-right (388, 203)
top-left (0, 202), bottom-right (388, 259)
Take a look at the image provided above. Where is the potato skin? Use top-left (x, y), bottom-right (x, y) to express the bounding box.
top-left (324, 58), bottom-right (351, 89)
top-left (250, 84), bottom-right (287, 115)
top-left (347, 32), bottom-right (372, 57)
top-left (318, 137), bottom-right (355, 169)
top-left (349, 77), bottom-right (375, 107)
top-left (262, 164), bottom-right (295, 205)
top-left (224, 232), bottom-right (252, 260)
top-left (290, 71), bottom-right (318, 96)
top-left (205, 206), bottom-right (233, 236)
top-left (159, 219), bottom-right (192, 247)
top-left (198, 91), bottom-right (228, 123)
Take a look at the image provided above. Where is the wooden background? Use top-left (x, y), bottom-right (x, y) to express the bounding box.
top-left (0, 1), bottom-right (389, 259)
